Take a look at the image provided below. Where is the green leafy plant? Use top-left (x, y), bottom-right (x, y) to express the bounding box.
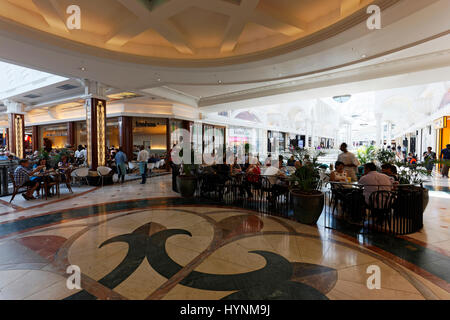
top-left (288, 148), bottom-right (323, 194)
top-left (376, 149), bottom-right (396, 164)
top-left (356, 145), bottom-right (377, 165)
top-left (395, 161), bottom-right (431, 184)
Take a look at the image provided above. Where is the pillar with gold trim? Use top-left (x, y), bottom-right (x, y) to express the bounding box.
top-left (83, 81), bottom-right (107, 170)
top-left (3, 100), bottom-right (25, 159)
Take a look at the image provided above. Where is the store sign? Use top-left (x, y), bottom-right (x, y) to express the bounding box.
top-left (434, 117), bottom-right (447, 129)
top-left (229, 127), bottom-right (250, 137)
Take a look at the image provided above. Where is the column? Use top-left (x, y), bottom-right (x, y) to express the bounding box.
top-left (345, 124), bottom-right (352, 146)
top-left (83, 80), bottom-right (107, 170)
top-left (166, 118), bottom-right (171, 153)
top-left (119, 116), bottom-right (133, 161)
top-left (386, 121), bottom-right (392, 146)
top-left (32, 126), bottom-right (39, 152)
top-left (3, 100), bottom-right (25, 159)
top-left (311, 122), bottom-right (317, 148)
top-left (375, 113), bottom-right (383, 147)
top-left (305, 121), bottom-right (310, 148)
top-left (67, 121), bottom-right (76, 147)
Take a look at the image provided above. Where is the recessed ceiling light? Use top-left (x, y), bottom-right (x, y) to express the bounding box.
top-left (79, 67), bottom-right (87, 71)
top-left (218, 80), bottom-right (223, 84)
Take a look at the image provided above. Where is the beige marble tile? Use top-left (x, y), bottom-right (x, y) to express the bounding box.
top-left (114, 260), bottom-right (167, 300)
top-left (0, 270), bottom-right (65, 300)
top-left (331, 279), bottom-right (425, 300)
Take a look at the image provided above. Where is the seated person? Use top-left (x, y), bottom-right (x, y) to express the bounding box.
top-left (287, 156), bottom-right (296, 167)
top-left (330, 161), bottom-right (348, 182)
top-left (262, 162), bottom-right (286, 181)
top-left (381, 163), bottom-right (399, 183)
top-left (261, 163), bottom-right (287, 202)
top-left (230, 157), bottom-right (242, 175)
top-left (14, 159), bottom-right (45, 200)
top-left (358, 163), bottom-right (392, 204)
top-left (58, 155), bottom-right (70, 169)
top-left (278, 155), bottom-right (285, 169)
top-left (148, 154), bottom-right (159, 163)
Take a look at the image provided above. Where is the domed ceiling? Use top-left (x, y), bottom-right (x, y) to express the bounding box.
top-left (0, 0), bottom-right (391, 64)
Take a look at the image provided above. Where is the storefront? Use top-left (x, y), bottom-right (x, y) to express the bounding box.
top-left (203, 124), bottom-right (226, 156)
top-left (435, 116), bottom-right (450, 169)
top-left (39, 123), bottom-right (68, 149)
top-left (133, 117), bottom-right (168, 155)
top-left (75, 118), bottom-right (120, 149)
top-left (267, 131), bottom-right (287, 154)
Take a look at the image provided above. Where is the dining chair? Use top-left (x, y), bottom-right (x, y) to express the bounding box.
top-left (72, 168), bottom-right (89, 186)
top-left (97, 166), bottom-right (112, 187)
top-left (44, 174), bottom-right (60, 200)
top-left (9, 172), bottom-right (39, 203)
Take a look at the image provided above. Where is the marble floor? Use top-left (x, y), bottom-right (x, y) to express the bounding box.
top-left (0, 175), bottom-right (448, 300)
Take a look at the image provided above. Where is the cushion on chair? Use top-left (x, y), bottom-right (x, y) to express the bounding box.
top-left (97, 166), bottom-right (112, 176)
top-left (73, 168), bottom-right (89, 177)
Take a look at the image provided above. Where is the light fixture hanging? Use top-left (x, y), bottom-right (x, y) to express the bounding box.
top-left (333, 95), bottom-right (351, 103)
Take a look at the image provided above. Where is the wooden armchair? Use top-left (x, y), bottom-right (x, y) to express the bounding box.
top-left (9, 172), bottom-right (40, 203)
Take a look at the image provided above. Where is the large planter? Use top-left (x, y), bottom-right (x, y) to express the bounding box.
top-left (422, 187), bottom-right (429, 213)
top-left (176, 175), bottom-right (197, 198)
top-left (291, 190), bottom-right (325, 225)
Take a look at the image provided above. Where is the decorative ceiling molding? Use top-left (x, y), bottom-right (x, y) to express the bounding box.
top-left (0, 0), bottom-right (395, 65)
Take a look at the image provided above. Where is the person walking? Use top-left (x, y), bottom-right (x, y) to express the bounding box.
top-left (424, 147), bottom-right (436, 174)
top-left (137, 145), bottom-right (150, 184)
top-left (440, 144), bottom-right (450, 178)
top-left (337, 143), bottom-right (360, 182)
top-left (115, 147), bottom-right (128, 184)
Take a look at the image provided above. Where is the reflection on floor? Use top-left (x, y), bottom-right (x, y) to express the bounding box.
top-left (0, 175), bottom-right (448, 300)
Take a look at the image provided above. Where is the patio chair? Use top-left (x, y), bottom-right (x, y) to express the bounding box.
top-left (368, 190), bottom-right (396, 232)
top-left (97, 166), bottom-right (112, 187)
top-left (9, 172), bottom-right (39, 203)
top-left (71, 168), bottom-right (89, 186)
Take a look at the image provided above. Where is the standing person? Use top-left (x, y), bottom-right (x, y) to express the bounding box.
top-left (440, 144), bottom-right (450, 178)
top-left (337, 143), bottom-right (360, 182)
top-left (424, 147), bottom-right (436, 174)
top-left (395, 146), bottom-right (404, 162)
top-left (137, 145), bottom-right (149, 184)
top-left (115, 147), bottom-right (128, 184)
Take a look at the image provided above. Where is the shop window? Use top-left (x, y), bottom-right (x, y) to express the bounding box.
top-left (39, 124), bottom-right (68, 149)
top-left (133, 117), bottom-right (167, 155)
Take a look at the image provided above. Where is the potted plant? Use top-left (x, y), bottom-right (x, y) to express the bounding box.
top-left (176, 164), bottom-right (198, 198)
top-left (356, 145), bottom-right (377, 165)
top-left (176, 148), bottom-right (198, 198)
top-left (376, 149), bottom-right (396, 164)
top-left (289, 148), bottom-right (325, 225)
top-left (395, 161), bottom-right (431, 212)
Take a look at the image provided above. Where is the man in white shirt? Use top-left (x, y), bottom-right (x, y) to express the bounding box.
top-left (261, 162), bottom-right (287, 203)
top-left (358, 163), bottom-right (392, 204)
top-left (337, 143), bottom-right (360, 182)
top-left (137, 145), bottom-right (150, 184)
top-left (75, 145), bottom-right (87, 165)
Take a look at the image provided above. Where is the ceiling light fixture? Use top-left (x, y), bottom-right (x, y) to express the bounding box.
top-left (218, 80), bottom-right (223, 84)
top-left (79, 67), bottom-right (87, 71)
top-left (333, 95), bottom-right (351, 103)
